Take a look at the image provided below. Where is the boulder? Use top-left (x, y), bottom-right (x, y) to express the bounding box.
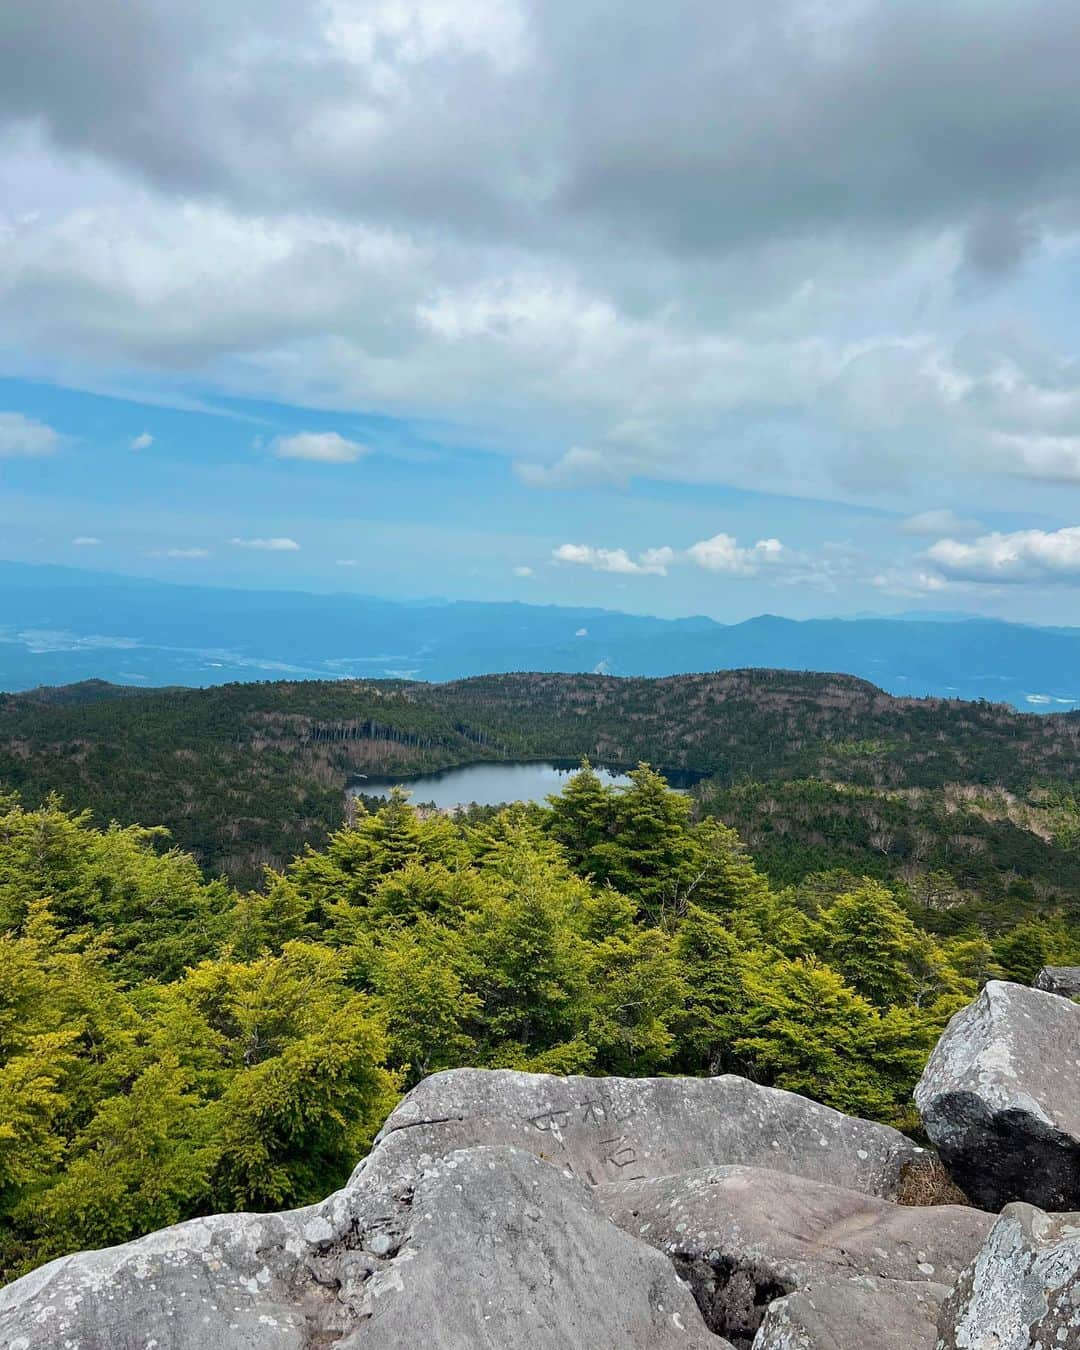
top-left (0, 1068), bottom-right (960, 1350)
top-left (370, 1068), bottom-right (926, 1198)
top-left (751, 1275), bottom-right (948, 1350)
top-left (936, 1203), bottom-right (1080, 1350)
top-left (0, 1141), bottom-right (721, 1350)
top-left (1033, 965), bottom-right (1080, 999)
top-left (914, 979), bottom-right (1080, 1210)
top-left (599, 1164), bottom-right (991, 1348)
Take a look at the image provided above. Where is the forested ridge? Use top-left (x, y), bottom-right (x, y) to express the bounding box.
top-left (2, 669), bottom-right (1079, 896)
top-left (3, 764), bottom-right (1078, 1283)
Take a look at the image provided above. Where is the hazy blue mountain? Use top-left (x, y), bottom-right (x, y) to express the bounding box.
top-left (0, 559), bottom-right (1076, 710)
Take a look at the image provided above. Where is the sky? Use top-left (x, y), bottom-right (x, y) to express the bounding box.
top-left (3, 0), bottom-right (1080, 622)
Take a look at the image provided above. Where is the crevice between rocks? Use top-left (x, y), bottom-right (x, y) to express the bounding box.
top-left (671, 1252), bottom-right (791, 1349)
top-left (291, 1183), bottom-right (419, 1347)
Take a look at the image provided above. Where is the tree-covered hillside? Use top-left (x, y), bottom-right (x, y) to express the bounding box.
top-left (701, 779), bottom-right (1080, 932)
top-left (1, 670), bottom-right (1079, 889)
top-left (4, 766), bottom-right (1076, 1280)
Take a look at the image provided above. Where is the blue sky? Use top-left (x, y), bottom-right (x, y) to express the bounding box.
top-left (4, 1), bottom-right (1080, 623)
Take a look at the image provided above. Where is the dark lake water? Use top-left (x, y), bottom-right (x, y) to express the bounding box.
top-left (348, 760), bottom-right (701, 809)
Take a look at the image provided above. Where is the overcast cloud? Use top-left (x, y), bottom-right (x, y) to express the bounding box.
top-left (3, 1), bottom-right (1080, 612)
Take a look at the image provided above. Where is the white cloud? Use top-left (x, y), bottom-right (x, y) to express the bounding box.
top-left (272, 431), bottom-right (368, 463)
top-left (129, 431), bottom-right (154, 451)
top-left (230, 536), bottom-right (301, 551)
top-left (553, 535), bottom-right (793, 581)
top-left (0, 412), bottom-right (59, 458)
top-left (686, 534), bottom-right (786, 577)
top-left (575, 626), bottom-right (588, 636)
top-left (926, 526), bottom-right (1080, 584)
top-left (871, 567), bottom-right (949, 597)
top-left (512, 564), bottom-right (534, 576)
top-left (336, 558), bottom-right (360, 566)
top-left (515, 447), bottom-right (626, 489)
top-left (156, 546), bottom-right (209, 559)
top-left (900, 508), bottom-right (983, 537)
top-left (640, 547), bottom-right (676, 572)
top-left (553, 543), bottom-right (672, 576)
top-left (72, 536), bottom-right (101, 546)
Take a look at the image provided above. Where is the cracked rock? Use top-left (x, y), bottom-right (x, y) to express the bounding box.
top-left (598, 1164), bottom-right (992, 1348)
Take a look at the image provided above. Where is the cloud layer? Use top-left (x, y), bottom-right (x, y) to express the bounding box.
top-left (6, 1), bottom-right (1080, 618)
top-left (3, 0), bottom-right (1080, 522)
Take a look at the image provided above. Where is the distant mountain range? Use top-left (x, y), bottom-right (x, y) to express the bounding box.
top-left (0, 559), bottom-right (1077, 711)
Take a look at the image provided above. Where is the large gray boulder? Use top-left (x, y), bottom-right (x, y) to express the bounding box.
top-left (914, 979), bottom-right (1080, 1210)
top-left (751, 1275), bottom-right (949, 1350)
top-left (0, 1140), bottom-right (721, 1350)
top-left (936, 1203), bottom-right (1080, 1350)
top-left (1033, 965), bottom-right (1080, 999)
top-left (0, 1068), bottom-right (952, 1349)
top-left (371, 1068), bottom-right (926, 1198)
top-left (599, 1164), bottom-right (992, 1348)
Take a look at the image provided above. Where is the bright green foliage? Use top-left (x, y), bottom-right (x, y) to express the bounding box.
top-left (733, 955), bottom-right (936, 1127)
top-left (0, 795), bottom-right (230, 980)
top-left (366, 920), bottom-right (482, 1085)
top-left (287, 788), bottom-right (466, 910)
top-left (0, 770), bottom-right (1064, 1279)
top-left (224, 872), bottom-right (318, 960)
top-left (583, 927), bottom-right (682, 1075)
top-left (0, 1030), bottom-right (77, 1197)
top-left (544, 762), bottom-right (612, 865)
top-left (993, 916), bottom-right (1080, 982)
top-left (28, 1057), bottom-right (212, 1262)
top-left (821, 882), bottom-right (924, 1008)
top-left (547, 763), bottom-right (774, 922)
top-left (670, 905), bottom-right (751, 1075)
top-left (460, 831), bottom-right (592, 1067)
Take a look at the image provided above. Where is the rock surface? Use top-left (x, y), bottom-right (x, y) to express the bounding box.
top-left (599, 1164), bottom-right (991, 1347)
top-left (751, 1274), bottom-right (949, 1350)
top-left (914, 978), bottom-right (1080, 1210)
top-left (0, 1138), bottom-right (721, 1350)
top-left (11, 1044), bottom-right (1080, 1350)
top-left (936, 1203), bottom-right (1080, 1350)
top-left (1033, 964), bottom-right (1080, 999)
top-left (372, 1067), bottom-right (926, 1197)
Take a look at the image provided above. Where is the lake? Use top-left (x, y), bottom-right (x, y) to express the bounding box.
top-left (348, 760), bottom-right (701, 809)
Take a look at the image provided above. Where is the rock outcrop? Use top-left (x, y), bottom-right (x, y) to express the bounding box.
top-left (935, 1203), bottom-right (1080, 1350)
top-left (752, 1275), bottom-right (949, 1350)
top-left (9, 1006), bottom-right (1080, 1350)
top-left (600, 1165), bottom-right (991, 1346)
top-left (370, 1067), bottom-right (927, 1197)
top-left (0, 1069), bottom-right (948, 1350)
top-left (914, 978), bottom-right (1080, 1211)
top-left (1033, 964), bottom-right (1080, 999)
top-left (0, 1136), bottom-right (722, 1350)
